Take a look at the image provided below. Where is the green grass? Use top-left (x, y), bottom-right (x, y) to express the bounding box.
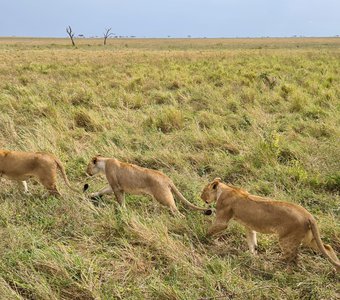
top-left (0, 38), bottom-right (339, 299)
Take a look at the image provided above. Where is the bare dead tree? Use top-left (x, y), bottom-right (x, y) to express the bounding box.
top-left (66, 26), bottom-right (76, 46)
top-left (103, 28), bottom-right (113, 45)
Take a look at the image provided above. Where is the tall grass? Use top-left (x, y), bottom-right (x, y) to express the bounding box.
top-left (0, 38), bottom-right (339, 299)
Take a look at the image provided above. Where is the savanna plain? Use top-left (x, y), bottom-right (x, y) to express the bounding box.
top-left (0, 37), bottom-right (339, 299)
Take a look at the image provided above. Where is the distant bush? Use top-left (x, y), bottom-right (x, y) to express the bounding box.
top-left (74, 110), bottom-right (99, 132)
top-left (309, 172), bottom-right (340, 193)
top-left (70, 89), bottom-right (94, 107)
top-left (144, 107), bottom-right (185, 133)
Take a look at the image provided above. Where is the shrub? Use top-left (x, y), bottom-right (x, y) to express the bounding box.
top-left (145, 107), bottom-right (185, 133)
top-left (70, 89), bottom-right (94, 107)
top-left (74, 111), bottom-right (99, 132)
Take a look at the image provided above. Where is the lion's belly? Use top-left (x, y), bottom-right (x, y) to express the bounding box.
top-left (1, 173), bottom-right (31, 181)
top-left (123, 186), bottom-right (150, 196)
top-left (234, 217), bottom-right (276, 234)
top-left (118, 174), bottom-right (158, 197)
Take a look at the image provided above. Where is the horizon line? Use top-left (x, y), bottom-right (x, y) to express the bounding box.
top-left (1, 35), bottom-right (340, 39)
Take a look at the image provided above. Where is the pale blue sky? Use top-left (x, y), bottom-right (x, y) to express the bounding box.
top-left (0, 0), bottom-right (339, 38)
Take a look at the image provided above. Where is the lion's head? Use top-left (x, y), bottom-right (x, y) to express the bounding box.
top-left (86, 155), bottom-right (104, 176)
top-left (201, 177), bottom-right (221, 204)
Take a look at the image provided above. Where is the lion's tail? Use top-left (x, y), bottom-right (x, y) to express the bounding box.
top-left (55, 157), bottom-right (79, 193)
top-left (170, 182), bottom-right (208, 212)
top-left (309, 218), bottom-right (340, 272)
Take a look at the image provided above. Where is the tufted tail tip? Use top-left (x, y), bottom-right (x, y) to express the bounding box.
top-left (83, 183), bottom-right (89, 192)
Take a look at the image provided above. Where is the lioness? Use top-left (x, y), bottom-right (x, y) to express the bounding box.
top-left (0, 149), bottom-right (77, 196)
top-left (85, 155), bottom-right (211, 215)
top-left (201, 178), bottom-right (340, 271)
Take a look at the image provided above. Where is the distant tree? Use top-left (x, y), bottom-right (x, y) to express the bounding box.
top-left (103, 28), bottom-right (113, 45)
top-left (66, 26), bottom-right (76, 46)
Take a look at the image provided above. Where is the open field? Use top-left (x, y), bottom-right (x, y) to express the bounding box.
top-left (0, 38), bottom-right (339, 299)
top-left (1, 37), bottom-right (340, 50)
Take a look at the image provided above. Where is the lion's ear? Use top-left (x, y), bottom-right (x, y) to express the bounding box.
top-left (213, 177), bottom-right (221, 182)
top-left (92, 157), bottom-right (97, 164)
top-left (212, 180), bottom-right (220, 190)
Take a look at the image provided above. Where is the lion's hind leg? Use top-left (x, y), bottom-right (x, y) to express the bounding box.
top-left (153, 187), bottom-right (183, 217)
top-left (38, 173), bottom-right (61, 197)
top-left (279, 232), bottom-right (305, 264)
top-left (169, 205), bottom-right (185, 218)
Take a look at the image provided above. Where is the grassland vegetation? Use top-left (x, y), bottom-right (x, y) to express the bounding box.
top-left (0, 38), bottom-right (339, 299)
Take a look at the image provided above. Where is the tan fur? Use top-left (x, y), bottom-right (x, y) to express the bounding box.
top-left (201, 178), bottom-right (340, 271)
top-left (0, 149), bottom-right (77, 196)
top-left (86, 155), bottom-right (208, 215)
